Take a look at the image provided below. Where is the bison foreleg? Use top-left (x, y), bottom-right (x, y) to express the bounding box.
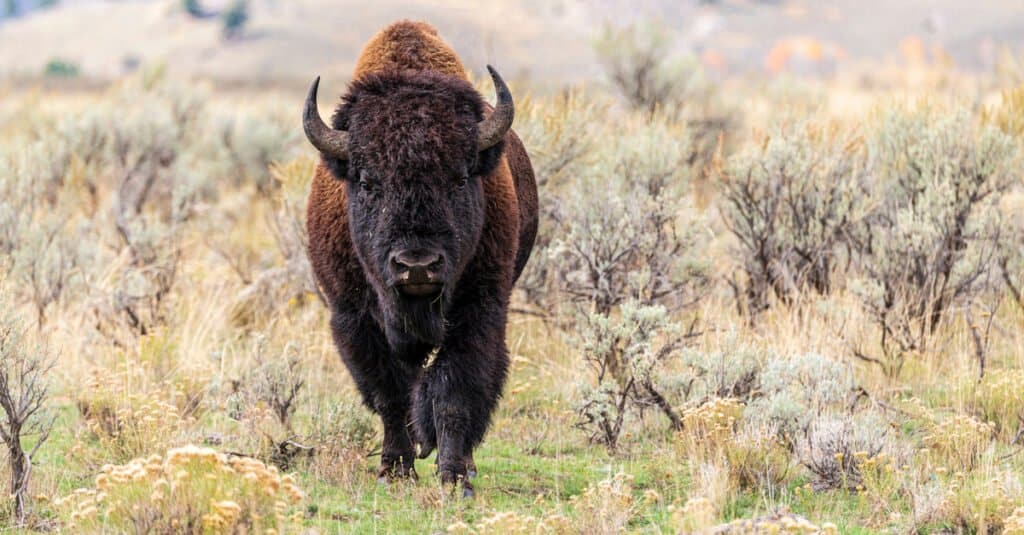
top-left (413, 316), bottom-right (508, 496)
top-left (330, 311), bottom-right (422, 481)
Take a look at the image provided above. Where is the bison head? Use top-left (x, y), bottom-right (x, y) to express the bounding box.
top-left (303, 67), bottom-right (513, 351)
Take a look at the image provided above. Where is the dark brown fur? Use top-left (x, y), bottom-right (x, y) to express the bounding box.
top-left (306, 20), bottom-right (538, 492)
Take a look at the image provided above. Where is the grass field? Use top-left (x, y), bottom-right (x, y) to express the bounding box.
top-left (2, 27), bottom-right (1024, 534)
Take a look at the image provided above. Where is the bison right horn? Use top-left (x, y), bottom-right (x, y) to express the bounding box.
top-left (477, 65), bottom-right (514, 151)
top-left (303, 76), bottom-right (350, 160)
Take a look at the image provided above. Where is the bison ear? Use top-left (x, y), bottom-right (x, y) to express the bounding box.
top-left (323, 95), bottom-right (355, 181)
top-left (474, 138), bottom-right (505, 179)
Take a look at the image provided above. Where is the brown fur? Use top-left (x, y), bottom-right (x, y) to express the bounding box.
top-left (354, 20), bottom-right (467, 80)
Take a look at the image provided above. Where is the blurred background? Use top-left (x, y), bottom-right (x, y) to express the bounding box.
top-left (1, 0), bottom-right (1023, 88)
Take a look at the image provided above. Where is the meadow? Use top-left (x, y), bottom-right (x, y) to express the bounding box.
top-left (2, 35), bottom-right (1024, 534)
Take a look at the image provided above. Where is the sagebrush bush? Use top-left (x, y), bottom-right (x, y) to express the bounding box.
top-left (549, 118), bottom-right (710, 315)
top-left (227, 158), bottom-right (321, 328)
top-left (513, 91), bottom-right (605, 313)
top-left (675, 339), bottom-right (764, 402)
top-left (746, 352), bottom-right (856, 444)
top-left (593, 21), bottom-right (732, 179)
top-left (302, 398), bottom-right (377, 487)
top-left (57, 445), bottom-right (304, 534)
top-left (554, 117), bottom-right (710, 450)
top-left (573, 302), bottom-right (684, 449)
top-left (852, 105), bottom-right (1018, 377)
top-left (720, 121), bottom-right (869, 315)
top-left (796, 412), bottom-right (896, 491)
top-left (0, 302), bottom-right (56, 523)
top-left (0, 143), bottom-right (83, 325)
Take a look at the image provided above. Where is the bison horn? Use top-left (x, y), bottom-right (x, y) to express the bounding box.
top-left (477, 65), bottom-right (514, 151)
top-left (303, 76), bottom-right (349, 160)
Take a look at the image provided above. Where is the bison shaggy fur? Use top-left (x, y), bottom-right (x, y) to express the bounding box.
top-left (304, 20), bottom-right (538, 494)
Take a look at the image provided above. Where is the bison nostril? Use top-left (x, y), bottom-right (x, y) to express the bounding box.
top-left (390, 250), bottom-right (444, 276)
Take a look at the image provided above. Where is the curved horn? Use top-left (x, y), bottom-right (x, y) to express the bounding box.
top-left (477, 65), bottom-right (514, 151)
top-left (303, 76), bottom-right (349, 159)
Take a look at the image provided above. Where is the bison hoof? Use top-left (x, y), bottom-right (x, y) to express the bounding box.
top-left (377, 461), bottom-right (417, 482)
top-left (439, 469), bottom-right (474, 498)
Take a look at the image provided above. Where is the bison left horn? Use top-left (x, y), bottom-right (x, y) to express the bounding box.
top-left (477, 65), bottom-right (514, 151)
top-left (303, 76), bottom-right (350, 160)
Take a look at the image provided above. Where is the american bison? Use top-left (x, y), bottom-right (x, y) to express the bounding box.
top-left (302, 21), bottom-right (538, 495)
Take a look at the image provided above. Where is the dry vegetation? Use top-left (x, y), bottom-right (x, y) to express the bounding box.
top-left (1, 29), bottom-right (1024, 534)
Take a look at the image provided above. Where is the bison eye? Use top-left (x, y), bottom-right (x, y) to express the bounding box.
top-left (358, 171), bottom-right (375, 193)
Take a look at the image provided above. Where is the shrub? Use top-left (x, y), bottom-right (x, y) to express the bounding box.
top-left (593, 21), bottom-right (733, 178)
top-left (997, 191), bottom-right (1024, 313)
top-left (0, 305), bottom-right (56, 524)
top-left (852, 105), bottom-right (1018, 378)
top-left (0, 143), bottom-right (83, 325)
top-left (573, 302), bottom-right (685, 450)
top-left (222, 0), bottom-right (248, 40)
top-left (723, 424), bottom-right (793, 490)
top-left (220, 113), bottom-right (301, 193)
top-left (549, 119), bottom-right (710, 315)
top-left (513, 91), bottom-right (604, 314)
top-left (56, 445), bottom-right (304, 533)
top-left (746, 352), bottom-right (856, 444)
top-left (675, 339), bottom-right (764, 402)
top-left (796, 412), bottom-right (895, 491)
top-left (719, 121), bottom-right (869, 315)
top-left (302, 399), bottom-right (376, 487)
top-left (43, 59), bottom-right (79, 78)
top-left (556, 118), bottom-right (711, 450)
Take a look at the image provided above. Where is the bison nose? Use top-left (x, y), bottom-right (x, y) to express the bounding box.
top-left (390, 249), bottom-right (444, 284)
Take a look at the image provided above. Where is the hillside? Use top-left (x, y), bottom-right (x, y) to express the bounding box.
top-left (1, 0), bottom-right (1023, 86)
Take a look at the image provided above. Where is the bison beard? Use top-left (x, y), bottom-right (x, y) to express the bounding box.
top-left (304, 20), bottom-right (538, 496)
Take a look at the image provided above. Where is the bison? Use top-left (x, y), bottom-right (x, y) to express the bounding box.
top-left (302, 21), bottom-right (538, 496)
